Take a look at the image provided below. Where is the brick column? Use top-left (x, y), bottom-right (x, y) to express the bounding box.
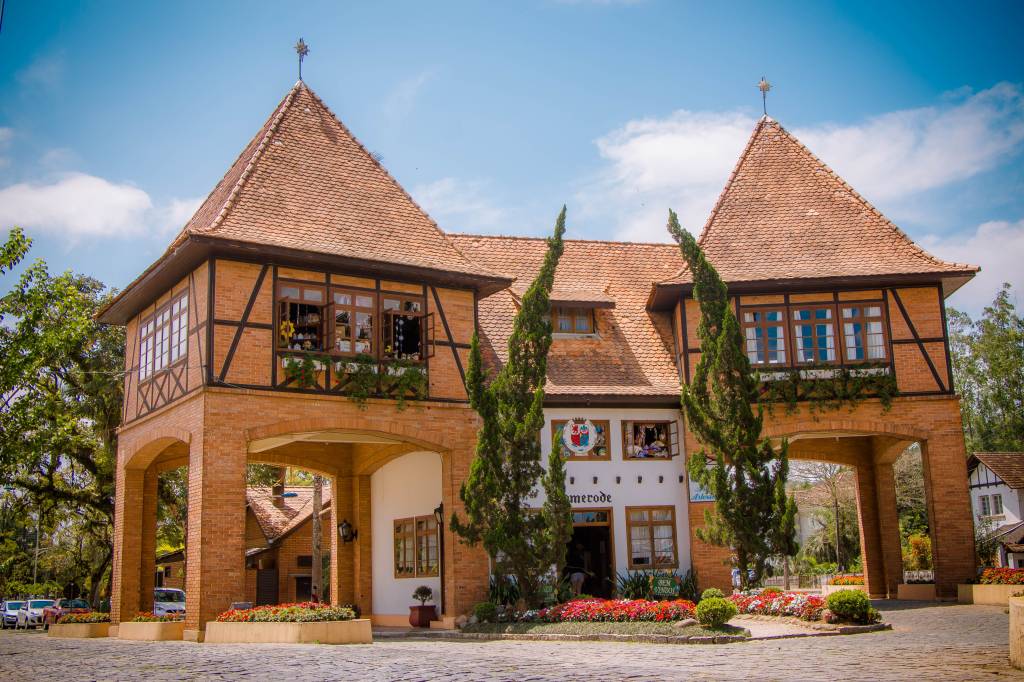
top-left (352, 475), bottom-right (372, 617)
top-left (111, 466), bottom-right (145, 624)
top-left (922, 433), bottom-right (976, 598)
top-left (854, 463), bottom-right (887, 598)
top-left (183, 427), bottom-right (247, 638)
top-left (873, 462), bottom-right (903, 598)
top-left (446, 445), bottom-right (489, 616)
top-left (331, 475), bottom-right (355, 606)
top-left (138, 468), bottom-right (159, 612)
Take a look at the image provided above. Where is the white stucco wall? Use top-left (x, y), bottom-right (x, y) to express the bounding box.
top-left (371, 450), bottom-right (443, 617)
top-left (535, 407), bottom-right (692, 576)
top-left (970, 463), bottom-right (1021, 527)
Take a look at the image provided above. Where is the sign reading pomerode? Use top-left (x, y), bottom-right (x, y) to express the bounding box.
top-left (568, 491), bottom-right (612, 505)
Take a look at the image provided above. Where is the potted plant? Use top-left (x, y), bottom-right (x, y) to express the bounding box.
top-left (409, 586), bottom-right (436, 627)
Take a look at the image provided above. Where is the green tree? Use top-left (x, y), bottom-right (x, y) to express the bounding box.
top-left (450, 207), bottom-right (573, 607)
top-left (0, 227), bottom-right (123, 605)
top-left (949, 283), bottom-right (1024, 452)
top-left (667, 211), bottom-right (794, 588)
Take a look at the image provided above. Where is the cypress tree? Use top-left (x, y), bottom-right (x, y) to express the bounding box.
top-left (667, 210), bottom-right (795, 589)
top-left (451, 207), bottom-right (573, 606)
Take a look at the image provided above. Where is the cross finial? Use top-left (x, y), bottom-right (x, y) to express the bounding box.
top-left (758, 76), bottom-right (771, 116)
top-left (295, 38), bottom-right (310, 81)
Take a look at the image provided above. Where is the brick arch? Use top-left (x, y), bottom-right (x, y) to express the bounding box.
top-left (246, 451), bottom-right (340, 478)
top-left (245, 416), bottom-right (455, 454)
top-left (124, 427), bottom-right (192, 471)
top-left (763, 418), bottom-right (929, 444)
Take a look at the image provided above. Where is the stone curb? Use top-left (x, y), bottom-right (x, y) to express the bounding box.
top-left (733, 614), bottom-right (893, 635)
top-left (439, 631), bottom-right (751, 645)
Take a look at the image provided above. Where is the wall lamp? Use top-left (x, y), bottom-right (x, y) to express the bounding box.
top-left (338, 519), bottom-right (358, 543)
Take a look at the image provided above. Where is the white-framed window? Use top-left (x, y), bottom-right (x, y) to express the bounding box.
top-left (993, 494), bottom-right (1004, 516)
top-left (980, 495), bottom-right (991, 517)
top-left (138, 291), bottom-right (189, 381)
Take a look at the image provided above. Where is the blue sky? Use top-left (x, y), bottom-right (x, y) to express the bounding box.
top-left (0, 0), bottom-right (1022, 314)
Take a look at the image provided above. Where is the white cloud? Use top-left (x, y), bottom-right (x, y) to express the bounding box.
top-left (0, 172), bottom-right (201, 239)
top-left (795, 83), bottom-right (1024, 202)
top-left (922, 218), bottom-right (1024, 315)
top-left (577, 83), bottom-right (1024, 242)
top-left (412, 177), bottom-right (506, 232)
top-left (383, 70), bottom-right (436, 123)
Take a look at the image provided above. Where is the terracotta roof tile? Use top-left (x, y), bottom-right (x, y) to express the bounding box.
top-left (449, 234), bottom-right (683, 398)
top-left (659, 117), bottom-right (978, 287)
top-left (169, 81), bottom-right (494, 279)
top-left (971, 452), bottom-right (1024, 490)
top-left (246, 485), bottom-right (332, 543)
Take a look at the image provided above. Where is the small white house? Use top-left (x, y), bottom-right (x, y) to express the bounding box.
top-left (967, 452), bottom-right (1024, 568)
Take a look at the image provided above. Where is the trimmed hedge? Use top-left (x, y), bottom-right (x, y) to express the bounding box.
top-left (825, 589), bottom-right (876, 624)
top-left (695, 597), bottom-right (737, 627)
top-left (700, 588), bottom-right (725, 601)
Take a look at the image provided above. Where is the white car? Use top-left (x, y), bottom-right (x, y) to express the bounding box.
top-left (1, 601), bottom-right (24, 629)
top-left (153, 588), bottom-right (185, 618)
top-left (16, 599), bottom-right (54, 629)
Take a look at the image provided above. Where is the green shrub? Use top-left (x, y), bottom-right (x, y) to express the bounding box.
top-left (488, 574), bottom-right (521, 606)
top-left (761, 586), bottom-right (782, 595)
top-left (412, 585), bottom-right (434, 605)
top-left (616, 571), bottom-right (653, 599)
top-left (825, 589), bottom-right (872, 624)
top-left (695, 597), bottom-right (738, 627)
top-left (700, 588), bottom-right (725, 601)
top-left (473, 602), bottom-right (497, 623)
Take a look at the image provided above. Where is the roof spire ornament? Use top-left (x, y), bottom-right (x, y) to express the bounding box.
top-left (295, 38), bottom-right (310, 81)
top-left (758, 76), bottom-right (771, 117)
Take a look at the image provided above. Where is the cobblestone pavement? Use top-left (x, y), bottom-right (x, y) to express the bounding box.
top-left (0, 602), bottom-right (1020, 681)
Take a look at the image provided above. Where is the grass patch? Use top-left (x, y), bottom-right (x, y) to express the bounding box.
top-left (461, 621), bottom-right (749, 637)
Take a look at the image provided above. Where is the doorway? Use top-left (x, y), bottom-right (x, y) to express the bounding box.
top-left (565, 508), bottom-right (614, 598)
top-left (294, 576), bottom-right (312, 602)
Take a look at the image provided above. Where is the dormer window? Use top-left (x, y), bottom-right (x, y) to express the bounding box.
top-left (552, 306), bottom-right (595, 334)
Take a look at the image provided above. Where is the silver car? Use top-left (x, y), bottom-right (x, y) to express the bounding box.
top-left (1, 601), bottom-right (24, 628)
top-left (16, 599), bottom-right (54, 629)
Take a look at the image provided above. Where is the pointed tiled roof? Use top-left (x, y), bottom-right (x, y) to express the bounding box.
top-left (659, 117), bottom-right (978, 287)
top-left (449, 234), bottom-right (683, 399)
top-left (247, 485), bottom-right (332, 543)
top-left (169, 81), bottom-right (492, 279)
top-left (970, 452), bottom-right (1024, 490)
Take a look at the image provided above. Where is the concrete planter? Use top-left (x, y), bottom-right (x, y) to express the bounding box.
top-left (48, 622), bottom-right (111, 638)
top-left (1011, 597), bottom-right (1024, 670)
top-left (897, 583), bottom-right (937, 601)
top-left (118, 620), bottom-right (185, 641)
top-left (958, 584), bottom-right (1023, 605)
top-left (821, 584), bottom-right (868, 597)
top-left (204, 618), bottom-right (372, 644)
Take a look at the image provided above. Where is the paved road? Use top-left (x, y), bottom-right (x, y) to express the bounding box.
top-left (0, 602), bottom-right (1019, 681)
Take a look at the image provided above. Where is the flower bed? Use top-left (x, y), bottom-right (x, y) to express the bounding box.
top-left (58, 612), bottom-right (110, 624)
top-left (828, 574), bottom-right (865, 586)
top-left (979, 568), bottom-right (1024, 585)
top-left (729, 591), bottom-right (826, 621)
top-left (517, 599), bottom-right (696, 624)
top-left (216, 602), bottom-right (356, 623)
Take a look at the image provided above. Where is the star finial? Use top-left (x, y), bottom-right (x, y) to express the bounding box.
top-left (295, 38), bottom-right (310, 81)
top-left (758, 76), bottom-right (771, 117)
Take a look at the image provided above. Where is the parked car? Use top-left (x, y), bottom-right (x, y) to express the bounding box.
top-left (1, 601), bottom-right (24, 629)
top-left (42, 598), bottom-right (90, 628)
top-left (153, 588), bottom-right (185, 618)
top-left (16, 599), bottom-right (54, 629)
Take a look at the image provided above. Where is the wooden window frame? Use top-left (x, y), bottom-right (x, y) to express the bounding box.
top-left (838, 303), bottom-right (888, 364)
top-left (625, 505), bottom-right (678, 570)
top-left (741, 306), bottom-right (788, 366)
top-left (328, 288), bottom-right (377, 357)
top-left (138, 290), bottom-right (189, 384)
top-left (276, 281), bottom-right (328, 354)
top-left (381, 293), bottom-right (429, 363)
top-left (622, 420), bottom-right (679, 461)
top-left (394, 515), bottom-right (439, 579)
top-left (415, 516), bottom-right (440, 578)
top-left (552, 419), bottom-right (612, 461)
top-left (791, 305), bottom-right (839, 365)
top-left (552, 306), bottom-right (595, 335)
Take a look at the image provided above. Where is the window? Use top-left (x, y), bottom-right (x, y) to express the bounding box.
top-left (792, 307), bottom-right (836, 364)
top-left (980, 495), bottom-right (991, 517)
top-left (394, 518), bottom-right (416, 577)
top-left (278, 283), bottom-right (326, 352)
top-left (382, 295), bottom-right (427, 360)
top-left (331, 289), bottom-right (375, 356)
top-left (395, 515), bottom-right (439, 578)
top-left (623, 421), bottom-right (676, 459)
top-left (552, 307), bottom-right (595, 334)
top-left (297, 555), bottom-right (313, 568)
top-left (841, 305), bottom-right (886, 362)
top-left (415, 516), bottom-right (439, 577)
top-left (138, 291), bottom-right (189, 381)
top-left (742, 309), bottom-right (786, 365)
top-left (552, 419), bottom-right (611, 459)
top-left (626, 506), bottom-right (677, 569)
top-left (993, 494), bottom-right (1004, 516)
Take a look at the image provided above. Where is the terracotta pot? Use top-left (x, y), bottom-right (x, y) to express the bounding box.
top-left (408, 604), bottom-right (437, 628)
